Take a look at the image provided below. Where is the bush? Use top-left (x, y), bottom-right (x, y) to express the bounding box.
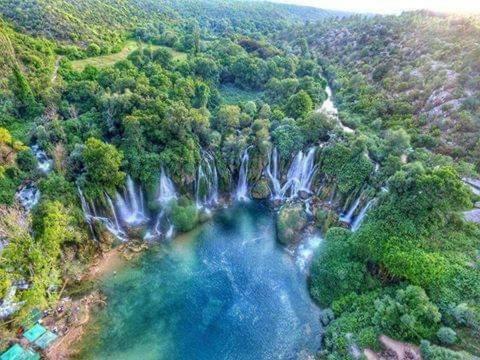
top-left (437, 327), bottom-right (457, 345)
top-left (171, 201), bottom-right (199, 232)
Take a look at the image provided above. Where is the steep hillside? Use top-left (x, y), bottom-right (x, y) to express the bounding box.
top-left (278, 11), bottom-right (480, 168)
top-left (0, 0), bottom-right (338, 48)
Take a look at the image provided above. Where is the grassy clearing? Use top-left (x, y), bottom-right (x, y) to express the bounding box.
top-left (220, 83), bottom-right (263, 104)
top-left (70, 41), bottom-right (187, 71)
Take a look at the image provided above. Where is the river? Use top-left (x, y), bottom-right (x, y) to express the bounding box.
top-left (79, 202), bottom-right (322, 359)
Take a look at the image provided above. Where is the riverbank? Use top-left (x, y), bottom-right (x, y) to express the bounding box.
top-left (43, 244), bottom-right (144, 359)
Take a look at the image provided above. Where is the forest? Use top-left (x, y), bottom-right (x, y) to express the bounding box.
top-left (0, 0), bottom-right (479, 359)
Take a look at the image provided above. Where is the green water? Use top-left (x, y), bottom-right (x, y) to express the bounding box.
top-left (80, 202), bottom-right (321, 359)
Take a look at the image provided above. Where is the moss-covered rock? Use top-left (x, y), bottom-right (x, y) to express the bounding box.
top-left (251, 178), bottom-right (271, 199)
top-left (276, 203), bottom-right (308, 245)
top-left (314, 207), bottom-right (339, 232)
top-left (90, 219), bottom-right (117, 251)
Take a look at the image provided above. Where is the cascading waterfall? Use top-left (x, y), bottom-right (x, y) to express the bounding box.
top-left (195, 152), bottom-right (219, 208)
top-left (115, 176), bottom-right (146, 226)
top-left (351, 199), bottom-right (374, 232)
top-left (266, 147), bottom-right (283, 200)
top-left (31, 145), bottom-right (52, 173)
top-left (0, 286), bottom-right (24, 320)
top-left (77, 187), bottom-right (126, 241)
top-left (339, 194), bottom-right (362, 224)
top-left (296, 235), bottom-right (323, 272)
top-left (106, 194), bottom-right (124, 235)
top-left (236, 147), bottom-right (251, 201)
top-left (282, 147), bottom-right (317, 199)
top-left (16, 183), bottom-right (40, 211)
top-left (158, 168), bottom-right (177, 204)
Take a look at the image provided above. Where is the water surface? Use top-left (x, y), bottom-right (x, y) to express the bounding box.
top-left (80, 203), bottom-right (321, 359)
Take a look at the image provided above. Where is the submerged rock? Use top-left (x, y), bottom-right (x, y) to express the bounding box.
top-left (276, 203), bottom-right (308, 245)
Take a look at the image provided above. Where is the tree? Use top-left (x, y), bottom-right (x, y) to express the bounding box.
top-left (373, 285), bottom-right (441, 341)
top-left (284, 90), bottom-right (313, 119)
top-left (271, 118), bottom-right (304, 159)
top-left (385, 128), bottom-right (411, 156)
top-left (298, 111), bottom-right (336, 143)
top-left (437, 327), bottom-right (457, 345)
top-left (81, 138), bottom-right (125, 198)
top-left (214, 105), bottom-right (241, 133)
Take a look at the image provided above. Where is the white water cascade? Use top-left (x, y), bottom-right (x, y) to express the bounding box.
top-left (31, 145), bottom-right (53, 173)
top-left (158, 168), bottom-right (177, 204)
top-left (339, 194), bottom-right (362, 224)
top-left (0, 286), bottom-right (24, 320)
top-left (296, 235), bottom-right (323, 273)
top-left (16, 183), bottom-right (40, 211)
top-left (236, 147), bottom-right (251, 201)
top-left (282, 147), bottom-right (317, 199)
top-left (351, 199), bottom-right (374, 232)
top-left (196, 152), bottom-right (219, 208)
top-left (77, 187), bottom-right (126, 241)
top-left (318, 85), bottom-right (354, 134)
top-left (115, 176), bottom-right (146, 226)
top-left (266, 147), bottom-right (283, 200)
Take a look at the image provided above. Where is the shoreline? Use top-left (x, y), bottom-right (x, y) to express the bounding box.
top-left (44, 245), bottom-right (135, 359)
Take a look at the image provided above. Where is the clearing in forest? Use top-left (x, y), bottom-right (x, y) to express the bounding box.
top-left (71, 41), bottom-right (187, 71)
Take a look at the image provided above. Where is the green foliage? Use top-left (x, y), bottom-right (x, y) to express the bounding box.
top-left (373, 285), bottom-right (441, 341)
top-left (421, 340), bottom-right (476, 360)
top-left (276, 203), bottom-right (307, 245)
top-left (321, 140), bottom-right (373, 195)
top-left (284, 90), bottom-right (313, 119)
top-left (271, 118), bottom-right (304, 159)
top-left (297, 111), bottom-right (336, 143)
top-left (437, 326), bottom-right (457, 345)
top-left (80, 138), bottom-right (125, 199)
top-left (171, 199), bottom-right (199, 232)
top-left (310, 228), bottom-right (376, 307)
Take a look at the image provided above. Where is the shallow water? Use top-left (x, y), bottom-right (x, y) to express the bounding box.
top-left (80, 202), bottom-right (321, 360)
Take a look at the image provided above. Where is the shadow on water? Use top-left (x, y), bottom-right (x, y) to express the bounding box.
top-left (79, 202), bottom-right (322, 360)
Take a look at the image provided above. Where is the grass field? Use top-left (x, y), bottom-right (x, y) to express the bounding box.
top-left (220, 84), bottom-right (263, 104)
top-left (71, 41), bottom-right (187, 71)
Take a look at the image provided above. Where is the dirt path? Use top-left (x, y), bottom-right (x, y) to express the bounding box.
top-left (364, 335), bottom-right (421, 359)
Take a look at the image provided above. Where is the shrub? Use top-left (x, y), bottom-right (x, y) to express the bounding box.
top-left (437, 327), bottom-right (457, 345)
top-left (171, 201), bottom-right (199, 232)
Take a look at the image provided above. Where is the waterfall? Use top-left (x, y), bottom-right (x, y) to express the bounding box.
top-left (158, 168), bottom-right (177, 204)
top-left (266, 147), bottom-right (283, 200)
top-left (296, 235), bottom-right (323, 272)
top-left (16, 183), bottom-right (40, 211)
top-left (318, 85), bottom-right (354, 133)
top-left (196, 152), bottom-right (219, 208)
top-left (282, 147), bottom-right (317, 199)
top-left (114, 176), bottom-right (146, 226)
top-left (340, 195), bottom-right (362, 224)
top-left (78, 187), bottom-right (127, 241)
top-left (351, 200), bottom-right (374, 232)
top-left (236, 147), bottom-right (251, 201)
top-left (0, 287), bottom-right (24, 320)
top-left (78, 187), bottom-right (97, 241)
top-left (31, 145), bottom-right (52, 173)
top-left (106, 194), bottom-right (123, 234)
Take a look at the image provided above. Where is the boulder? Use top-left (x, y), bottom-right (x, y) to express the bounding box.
top-left (276, 203), bottom-right (308, 245)
top-left (314, 208), bottom-right (339, 232)
top-left (251, 178), bottom-right (271, 199)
